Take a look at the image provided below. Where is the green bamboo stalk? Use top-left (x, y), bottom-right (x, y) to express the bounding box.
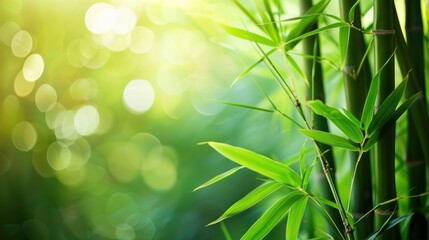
top-left (403, 1), bottom-right (427, 237)
top-left (373, 0), bottom-right (399, 238)
top-left (337, 0), bottom-right (373, 238)
top-left (299, 1), bottom-right (344, 238)
top-left (393, 3), bottom-right (429, 174)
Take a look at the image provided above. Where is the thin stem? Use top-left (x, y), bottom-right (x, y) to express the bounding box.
top-left (346, 150), bottom-right (364, 212)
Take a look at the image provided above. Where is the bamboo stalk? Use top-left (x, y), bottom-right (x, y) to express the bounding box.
top-left (299, 1), bottom-right (344, 238)
top-left (403, 1), bottom-right (427, 237)
top-left (337, 0), bottom-right (373, 238)
top-left (373, 0), bottom-right (399, 238)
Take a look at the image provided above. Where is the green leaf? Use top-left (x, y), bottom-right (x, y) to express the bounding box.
top-left (342, 108), bottom-right (361, 127)
top-left (362, 92), bottom-right (420, 152)
top-left (231, 48), bottom-right (277, 85)
top-left (241, 191), bottom-right (304, 240)
top-left (286, 196), bottom-right (308, 240)
top-left (315, 197), bottom-right (343, 212)
top-left (285, 22), bottom-right (349, 50)
top-left (366, 214), bottom-right (413, 240)
top-left (208, 181), bottom-right (283, 225)
top-left (367, 79), bottom-right (408, 135)
top-left (221, 25), bottom-right (276, 46)
top-left (194, 166), bottom-right (244, 191)
top-left (232, 0), bottom-right (262, 31)
top-left (348, 0), bottom-right (361, 23)
top-left (308, 100), bottom-right (364, 143)
top-left (261, 0), bottom-right (280, 42)
top-left (208, 142), bottom-right (302, 187)
top-left (361, 50), bottom-right (396, 129)
top-left (286, 0), bottom-right (330, 50)
top-left (300, 129), bottom-right (360, 151)
top-left (286, 53), bottom-right (308, 86)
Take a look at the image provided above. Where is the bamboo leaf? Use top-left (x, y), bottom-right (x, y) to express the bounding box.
top-left (285, 22), bottom-right (349, 49)
top-left (362, 92), bottom-right (420, 152)
top-left (361, 51), bottom-right (396, 129)
top-left (212, 100), bottom-right (275, 113)
top-left (308, 100), bottom-right (364, 143)
top-left (232, 0), bottom-right (262, 31)
top-left (286, 53), bottom-right (308, 86)
top-left (286, 196), bottom-right (308, 240)
top-left (208, 142), bottom-right (302, 187)
top-left (241, 191), bottom-right (304, 240)
top-left (221, 25), bottom-right (276, 46)
top-left (342, 108), bottom-right (361, 127)
top-left (208, 181), bottom-right (283, 225)
top-left (316, 197), bottom-right (342, 212)
top-left (348, 0), bottom-right (361, 23)
top-left (232, 48), bottom-right (277, 85)
top-left (367, 79), bottom-right (408, 135)
top-left (262, 0), bottom-right (280, 42)
top-left (366, 214), bottom-right (413, 240)
top-left (286, 0), bottom-right (330, 49)
top-left (194, 166), bottom-right (245, 191)
top-left (300, 129), bottom-right (360, 151)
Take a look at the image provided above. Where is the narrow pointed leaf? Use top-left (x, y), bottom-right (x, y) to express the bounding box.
top-left (194, 166), bottom-right (244, 191)
top-left (286, 0), bottom-right (330, 49)
top-left (221, 25), bottom-right (276, 46)
top-left (300, 129), bottom-right (360, 151)
top-left (232, 0), bottom-right (262, 31)
top-left (342, 108), bottom-right (361, 127)
top-left (362, 92), bottom-right (420, 152)
top-left (232, 48), bottom-right (277, 85)
top-left (361, 50), bottom-right (396, 129)
top-left (367, 79), bottom-right (408, 135)
top-left (315, 197), bottom-right (343, 212)
top-left (208, 142), bottom-right (302, 187)
top-left (286, 53), bottom-right (308, 86)
top-left (208, 181), bottom-right (283, 225)
top-left (241, 191), bottom-right (304, 240)
top-left (348, 0), bottom-right (361, 23)
top-left (366, 214), bottom-right (413, 240)
top-left (285, 22), bottom-right (349, 49)
top-left (308, 100), bottom-right (364, 143)
top-left (286, 197), bottom-right (308, 240)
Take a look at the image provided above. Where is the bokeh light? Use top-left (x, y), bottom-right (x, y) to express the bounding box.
top-left (12, 121), bottom-right (38, 152)
top-left (85, 3), bottom-right (117, 34)
top-left (123, 79), bottom-right (155, 114)
top-left (11, 30), bottom-right (32, 58)
top-left (74, 105), bottom-right (100, 136)
top-left (23, 54), bottom-right (44, 82)
top-left (35, 84), bottom-right (57, 112)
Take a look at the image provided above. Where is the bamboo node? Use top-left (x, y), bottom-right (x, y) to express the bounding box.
top-left (372, 29), bottom-right (395, 35)
top-left (406, 159), bottom-right (425, 167)
top-left (374, 208), bottom-right (397, 216)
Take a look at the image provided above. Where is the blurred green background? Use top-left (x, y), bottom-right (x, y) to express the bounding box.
top-left (0, 0), bottom-right (298, 239)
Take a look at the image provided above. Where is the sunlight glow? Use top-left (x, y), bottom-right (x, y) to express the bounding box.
top-left (123, 79), bottom-right (155, 114)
